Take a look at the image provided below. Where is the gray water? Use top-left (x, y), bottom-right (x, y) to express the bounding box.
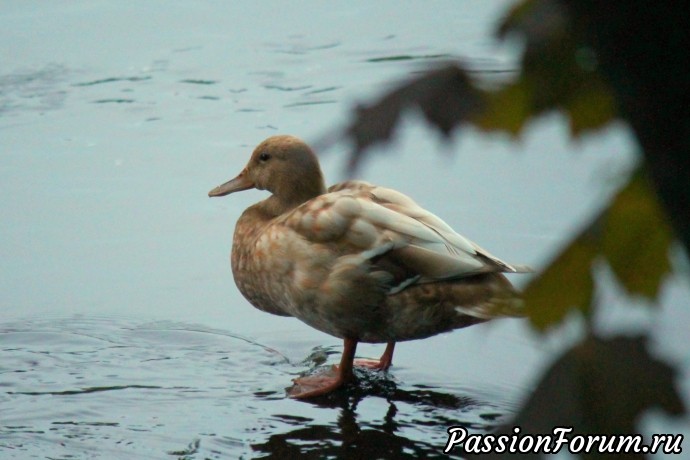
top-left (2, 2), bottom-right (688, 458)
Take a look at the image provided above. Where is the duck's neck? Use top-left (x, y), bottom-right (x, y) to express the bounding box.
top-left (262, 174), bottom-right (327, 217)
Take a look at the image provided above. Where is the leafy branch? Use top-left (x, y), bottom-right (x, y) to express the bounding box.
top-left (338, 0), bottom-right (688, 454)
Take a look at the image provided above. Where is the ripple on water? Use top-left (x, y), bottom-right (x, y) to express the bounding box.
top-left (1, 316), bottom-right (518, 459)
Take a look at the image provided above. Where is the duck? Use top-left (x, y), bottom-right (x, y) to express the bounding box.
top-left (208, 135), bottom-right (530, 398)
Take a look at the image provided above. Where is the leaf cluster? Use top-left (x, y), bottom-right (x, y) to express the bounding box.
top-left (338, 0), bottom-right (688, 453)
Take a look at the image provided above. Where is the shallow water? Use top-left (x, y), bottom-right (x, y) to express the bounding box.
top-left (2, 316), bottom-right (519, 458)
top-left (2, 1), bottom-right (689, 458)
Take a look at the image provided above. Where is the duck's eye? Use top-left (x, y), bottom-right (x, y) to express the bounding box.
top-left (259, 152), bottom-right (271, 162)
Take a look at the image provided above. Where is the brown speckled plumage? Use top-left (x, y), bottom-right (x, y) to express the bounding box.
top-left (209, 135), bottom-right (530, 398)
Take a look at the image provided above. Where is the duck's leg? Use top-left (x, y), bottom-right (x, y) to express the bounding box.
top-left (354, 341), bottom-right (395, 371)
top-left (288, 338), bottom-right (357, 399)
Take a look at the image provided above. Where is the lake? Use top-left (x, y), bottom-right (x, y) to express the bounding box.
top-left (2, 1), bottom-right (688, 458)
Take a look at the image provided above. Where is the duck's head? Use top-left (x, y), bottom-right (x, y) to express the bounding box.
top-left (208, 135), bottom-right (327, 207)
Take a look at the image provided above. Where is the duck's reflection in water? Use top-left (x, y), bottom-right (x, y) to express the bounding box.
top-left (251, 368), bottom-right (500, 459)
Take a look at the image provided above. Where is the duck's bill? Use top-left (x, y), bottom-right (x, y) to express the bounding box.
top-left (208, 171), bottom-right (254, 197)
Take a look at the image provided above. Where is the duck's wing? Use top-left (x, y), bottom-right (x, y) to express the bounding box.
top-left (364, 183), bottom-right (532, 274)
top-left (283, 181), bottom-right (528, 294)
top-left (329, 181), bottom-right (530, 273)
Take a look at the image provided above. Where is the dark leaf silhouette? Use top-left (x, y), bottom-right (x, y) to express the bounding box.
top-left (343, 1), bottom-right (619, 172)
top-left (560, 0), bottom-right (690, 253)
top-left (344, 64), bottom-right (484, 172)
top-left (496, 0), bottom-right (617, 135)
top-left (337, 2), bottom-right (688, 459)
top-left (474, 335), bottom-right (685, 460)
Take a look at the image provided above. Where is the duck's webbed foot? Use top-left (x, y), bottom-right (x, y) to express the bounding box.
top-left (288, 338), bottom-right (358, 399)
top-left (354, 341), bottom-right (395, 371)
top-left (288, 365), bottom-right (347, 398)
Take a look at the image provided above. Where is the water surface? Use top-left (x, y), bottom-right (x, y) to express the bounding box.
top-left (2, 1), bottom-right (688, 458)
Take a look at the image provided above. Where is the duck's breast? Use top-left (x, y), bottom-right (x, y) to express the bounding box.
top-left (231, 208), bottom-right (297, 317)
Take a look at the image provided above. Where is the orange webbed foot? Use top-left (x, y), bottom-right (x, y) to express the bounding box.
top-left (354, 341), bottom-right (395, 371)
top-left (288, 338), bottom-right (360, 399)
top-left (288, 365), bottom-right (348, 398)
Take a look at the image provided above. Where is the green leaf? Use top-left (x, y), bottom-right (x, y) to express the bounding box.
top-left (497, 0), bottom-right (618, 137)
top-left (522, 169), bottom-right (674, 331)
top-left (602, 171), bottom-right (674, 299)
top-left (565, 77), bottom-right (617, 135)
top-left (523, 228), bottom-right (598, 331)
top-left (475, 77), bottom-right (531, 135)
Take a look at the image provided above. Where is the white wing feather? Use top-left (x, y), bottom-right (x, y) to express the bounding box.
top-left (283, 181), bottom-right (530, 283)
